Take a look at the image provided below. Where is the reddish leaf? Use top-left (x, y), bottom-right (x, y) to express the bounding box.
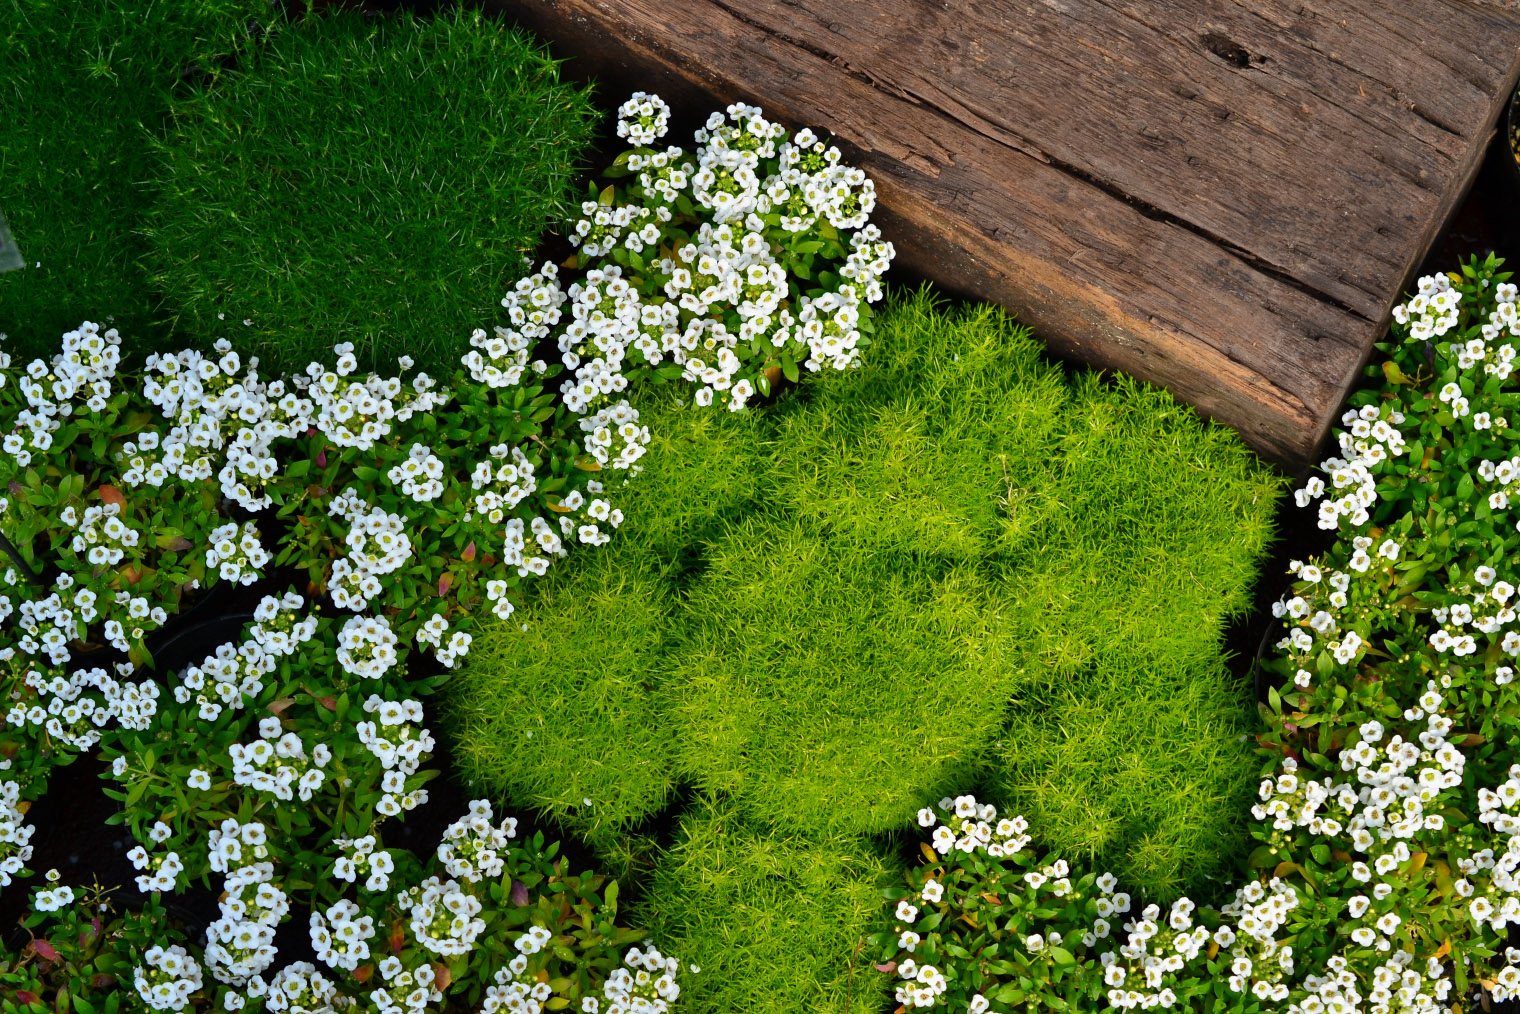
top-left (267, 699), bottom-right (295, 717)
top-left (438, 573), bottom-right (453, 597)
top-left (510, 880), bottom-right (530, 907)
top-left (875, 962), bottom-right (897, 974)
top-left (98, 485), bottom-right (126, 509)
top-left (462, 542), bottom-right (476, 562)
top-left (30, 939), bottom-right (58, 961)
top-left (390, 919), bottom-right (405, 954)
top-left (317, 696), bottom-right (337, 712)
top-left (354, 964), bottom-right (374, 985)
top-left (316, 449), bottom-right (327, 468)
top-left (433, 963), bottom-right (452, 990)
top-left (15, 991), bottom-right (39, 1005)
top-left (89, 975), bottom-right (115, 989)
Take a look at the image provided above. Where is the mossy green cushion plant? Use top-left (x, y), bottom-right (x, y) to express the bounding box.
top-left (450, 288), bottom-right (1279, 904)
top-left (144, 5), bottom-right (597, 375)
top-left (447, 543), bottom-right (680, 847)
top-left (637, 798), bottom-right (894, 1014)
top-left (0, 0), bottom-right (267, 360)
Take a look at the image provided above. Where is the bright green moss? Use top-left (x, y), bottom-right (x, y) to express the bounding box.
top-left (143, 5), bottom-right (597, 375)
top-left (448, 288), bottom-right (1282, 900)
top-left (0, 0), bottom-right (267, 359)
top-left (443, 541), bottom-right (678, 847)
top-left (636, 799), bottom-right (892, 1014)
top-left (991, 648), bottom-right (1260, 897)
top-left (663, 519), bottom-right (1018, 836)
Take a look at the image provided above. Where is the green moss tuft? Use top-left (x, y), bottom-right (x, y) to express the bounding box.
top-left (442, 541), bottom-right (678, 847)
top-left (637, 799), bottom-right (892, 1014)
top-left (447, 287), bottom-right (1282, 900)
top-left (143, 5), bottom-right (597, 374)
top-left (663, 519), bottom-right (1018, 836)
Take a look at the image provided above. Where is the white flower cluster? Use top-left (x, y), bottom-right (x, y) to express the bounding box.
top-left (0, 779), bottom-right (35, 886)
top-left (387, 442), bottom-right (446, 502)
top-left (369, 955), bottom-right (443, 1014)
top-left (230, 716), bottom-right (331, 802)
top-left (134, 944), bottom-right (205, 1013)
top-left (1098, 896), bottom-right (1218, 1010)
top-left (337, 613), bottom-right (400, 679)
top-left (473, 267), bottom-right (561, 389)
top-left (128, 824), bottom-right (184, 892)
top-left (468, 443), bottom-right (539, 519)
top-left (892, 956), bottom-right (948, 1009)
top-left (571, 200), bottom-right (663, 261)
top-left (518, 95), bottom-right (892, 416)
top-left (174, 593), bottom-right (317, 721)
top-left (140, 339), bottom-right (315, 511)
top-left (480, 961), bottom-right (554, 1014)
top-left (1466, 764), bottom-right (1520, 1000)
top-left (437, 799), bottom-right (517, 883)
top-left (918, 794), bottom-right (1032, 858)
top-left (10, 660), bottom-right (160, 748)
top-left (616, 91), bottom-right (671, 147)
top-left (61, 500), bottom-right (140, 567)
top-left (32, 881), bottom-right (74, 913)
top-left (296, 344), bottom-right (449, 452)
top-left (355, 695), bottom-right (433, 817)
top-left (2, 321), bottom-right (121, 469)
top-left (328, 490), bottom-right (412, 613)
top-left (206, 520), bottom-right (270, 586)
top-left (405, 876), bottom-right (485, 956)
top-left (1299, 276), bottom-right (1520, 532)
top-left (11, 570), bottom-right (169, 664)
top-left (416, 611), bottom-right (472, 669)
top-left (596, 944), bottom-right (682, 1014)
top-left (1389, 273), bottom-right (1460, 342)
top-left (204, 820), bottom-right (286, 985)
top-left (1270, 543), bottom-right (1400, 673)
top-left (332, 834), bottom-right (396, 893)
top-left (309, 898), bottom-right (376, 973)
top-left (252, 962), bottom-right (346, 1014)
top-left (1426, 560), bottom-right (1520, 658)
top-left (578, 402), bottom-right (649, 472)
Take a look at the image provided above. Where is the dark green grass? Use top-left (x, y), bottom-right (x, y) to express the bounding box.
top-left (0, 0), bottom-right (267, 359)
top-left (143, 5), bottom-right (597, 374)
top-left (636, 798), bottom-right (892, 1014)
top-left (448, 288), bottom-right (1283, 900)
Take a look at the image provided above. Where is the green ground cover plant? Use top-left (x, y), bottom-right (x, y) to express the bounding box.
top-left (641, 799), bottom-right (893, 1014)
top-left (143, 5), bottom-right (598, 376)
top-left (0, 0), bottom-right (267, 361)
top-left (447, 288), bottom-right (1281, 1013)
top-left (877, 255), bottom-right (1520, 1014)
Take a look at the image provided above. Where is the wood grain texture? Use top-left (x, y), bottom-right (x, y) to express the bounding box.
top-left (488, 0), bottom-right (1520, 466)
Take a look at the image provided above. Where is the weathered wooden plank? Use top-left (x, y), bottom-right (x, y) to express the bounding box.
top-left (489, 0), bottom-right (1520, 466)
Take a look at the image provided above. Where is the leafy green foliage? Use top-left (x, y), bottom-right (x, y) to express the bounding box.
top-left (637, 798), bottom-right (893, 1014)
top-left (144, 5), bottom-right (597, 375)
top-left (0, 0), bottom-right (268, 360)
